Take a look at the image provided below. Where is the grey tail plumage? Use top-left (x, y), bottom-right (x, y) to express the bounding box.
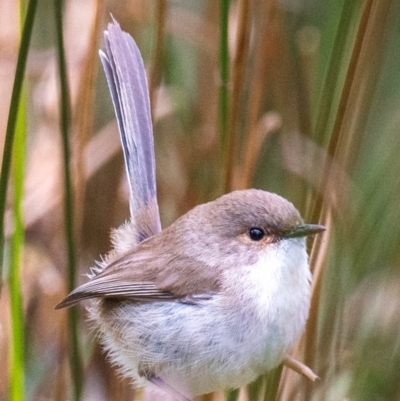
top-left (100, 18), bottom-right (161, 241)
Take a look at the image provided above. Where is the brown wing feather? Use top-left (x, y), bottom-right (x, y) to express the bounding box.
top-left (55, 278), bottom-right (175, 309)
top-left (56, 232), bottom-right (221, 309)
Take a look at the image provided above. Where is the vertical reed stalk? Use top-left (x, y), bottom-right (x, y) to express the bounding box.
top-left (219, 0), bottom-right (230, 179)
top-left (54, 1), bottom-right (83, 400)
top-left (0, 0), bottom-right (38, 286)
top-left (4, 2), bottom-right (39, 400)
top-left (224, 0), bottom-right (250, 193)
top-left (9, 32), bottom-right (27, 401)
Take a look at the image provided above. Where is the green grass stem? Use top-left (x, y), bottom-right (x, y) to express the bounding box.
top-left (54, 1), bottom-right (83, 400)
top-left (6, 2), bottom-right (38, 401)
top-left (9, 72), bottom-right (27, 401)
top-left (0, 0), bottom-right (38, 288)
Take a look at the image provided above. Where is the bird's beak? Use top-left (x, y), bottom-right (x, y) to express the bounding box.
top-left (282, 224), bottom-right (326, 239)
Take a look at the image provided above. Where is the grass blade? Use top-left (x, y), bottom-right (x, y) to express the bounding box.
top-left (54, 1), bottom-right (83, 400)
top-left (0, 0), bottom-right (38, 288)
top-left (5, 2), bottom-right (39, 401)
top-left (9, 87), bottom-right (26, 401)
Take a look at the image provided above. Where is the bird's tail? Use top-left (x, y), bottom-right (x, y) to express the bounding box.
top-left (100, 18), bottom-right (161, 242)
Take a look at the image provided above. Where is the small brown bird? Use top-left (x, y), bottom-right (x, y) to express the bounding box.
top-left (56, 20), bottom-right (324, 401)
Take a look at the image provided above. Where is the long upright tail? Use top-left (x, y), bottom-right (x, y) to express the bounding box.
top-left (100, 18), bottom-right (161, 241)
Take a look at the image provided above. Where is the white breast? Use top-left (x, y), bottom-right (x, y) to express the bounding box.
top-left (219, 238), bottom-right (312, 370)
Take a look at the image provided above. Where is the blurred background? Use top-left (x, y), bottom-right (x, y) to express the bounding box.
top-left (1, 0), bottom-right (400, 400)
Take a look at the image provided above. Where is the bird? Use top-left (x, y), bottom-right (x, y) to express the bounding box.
top-left (56, 19), bottom-right (324, 401)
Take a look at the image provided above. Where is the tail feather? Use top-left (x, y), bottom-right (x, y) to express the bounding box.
top-left (100, 18), bottom-right (161, 239)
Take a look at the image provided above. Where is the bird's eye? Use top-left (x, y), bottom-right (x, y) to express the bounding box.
top-left (249, 227), bottom-right (265, 241)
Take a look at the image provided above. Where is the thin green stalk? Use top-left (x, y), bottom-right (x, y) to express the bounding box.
top-left (9, 80), bottom-right (27, 401)
top-left (0, 0), bottom-right (38, 289)
top-left (8, 2), bottom-right (32, 400)
top-left (54, 1), bottom-right (83, 400)
top-left (219, 0), bottom-right (230, 179)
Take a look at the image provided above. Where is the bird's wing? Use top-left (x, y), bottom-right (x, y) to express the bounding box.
top-left (55, 277), bottom-right (175, 309)
top-left (55, 240), bottom-right (220, 309)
